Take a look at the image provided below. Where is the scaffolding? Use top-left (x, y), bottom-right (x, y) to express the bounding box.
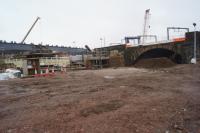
top-left (86, 49), bottom-right (109, 69)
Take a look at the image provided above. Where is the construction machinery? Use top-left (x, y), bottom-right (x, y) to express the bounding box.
top-left (142, 9), bottom-right (151, 44)
top-left (21, 17), bottom-right (40, 44)
top-left (85, 45), bottom-right (92, 52)
top-left (124, 9), bottom-right (157, 46)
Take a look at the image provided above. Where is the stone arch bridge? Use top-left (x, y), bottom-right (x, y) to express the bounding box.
top-left (124, 41), bottom-right (195, 66)
top-left (122, 32), bottom-right (200, 66)
top-left (95, 32), bottom-right (200, 66)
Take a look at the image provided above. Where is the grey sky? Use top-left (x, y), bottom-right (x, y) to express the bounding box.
top-left (0, 0), bottom-right (199, 48)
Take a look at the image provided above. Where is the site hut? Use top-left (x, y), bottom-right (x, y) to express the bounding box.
top-left (22, 53), bottom-right (70, 76)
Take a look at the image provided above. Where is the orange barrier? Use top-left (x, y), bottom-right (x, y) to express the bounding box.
top-left (173, 37), bottom-right (185, 42)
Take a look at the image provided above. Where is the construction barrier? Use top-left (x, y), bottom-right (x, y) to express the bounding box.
top-left (173, 38), bottom-right (186, 42)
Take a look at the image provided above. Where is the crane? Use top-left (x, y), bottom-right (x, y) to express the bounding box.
top-left (21, 17), bottom-right (40, 44)
top-left (124, 9), bottom-right (157, 45)
top-left (142, 9), bottom-right (151, 44)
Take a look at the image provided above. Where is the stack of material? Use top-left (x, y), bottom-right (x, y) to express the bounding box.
top-left (109, 56), bottom-right (124, 67)
top-left (109, 50), bottom-right (124, 67)
top-left (134, 57), bottom-right (176, 69)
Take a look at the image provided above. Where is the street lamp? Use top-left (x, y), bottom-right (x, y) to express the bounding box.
top-left (191, 23), bottom-right (197, 64)
top-left (100, 38), bottom-right (103, 69)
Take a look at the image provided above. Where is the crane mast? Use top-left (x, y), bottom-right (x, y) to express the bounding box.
top-left (21, 17), bottom-right (40, 44)
top-left (142, 9), bottom-right (150, 44)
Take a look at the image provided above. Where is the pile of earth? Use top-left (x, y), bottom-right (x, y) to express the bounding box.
top-left (134, 57), bottom-right (176, 69)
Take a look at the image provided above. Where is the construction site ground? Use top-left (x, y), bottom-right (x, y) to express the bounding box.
top-left (0, 62), bottom-right (200, 133)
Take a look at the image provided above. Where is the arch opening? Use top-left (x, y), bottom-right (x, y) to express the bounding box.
top-left (134, 48), bottom-right (182, 68)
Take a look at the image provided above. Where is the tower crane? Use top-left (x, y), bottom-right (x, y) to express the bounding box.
top-left (124, 9), bottom-right (157, 45)
top-left (142, 9), bottom-right (151, 44)
top-left (21, 17), bottom-right (40, 44)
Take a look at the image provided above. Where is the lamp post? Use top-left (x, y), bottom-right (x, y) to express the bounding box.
top-left (191, 23), bottom-right (197, 64)
top-left (100, 38), bottom-right (103, 69)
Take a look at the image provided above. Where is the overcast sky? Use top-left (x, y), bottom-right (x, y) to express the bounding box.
top-left (0, 0), bottom-right (199, 48)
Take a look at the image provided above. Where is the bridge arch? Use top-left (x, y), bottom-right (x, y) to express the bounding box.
top-left (134, 48), bottom-right (182, 64)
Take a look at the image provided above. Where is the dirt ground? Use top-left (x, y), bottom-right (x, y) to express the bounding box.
top-left (0, 63), bottom-right (200, 133)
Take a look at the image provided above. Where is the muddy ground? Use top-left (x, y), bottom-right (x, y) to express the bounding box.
top-left (0, 63), bottom-right (200, 133)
